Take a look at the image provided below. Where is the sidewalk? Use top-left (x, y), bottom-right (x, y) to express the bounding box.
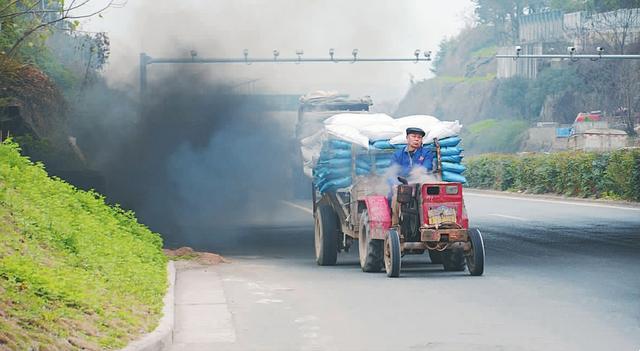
top-left (170, 261), bottom-right (236, 351)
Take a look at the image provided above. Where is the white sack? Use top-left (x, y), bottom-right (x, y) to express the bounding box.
top-left (425, 120), bottom-right (462, 141)
top-left (323, 113), bottom-right (394, 129)
top-left (389, 133), bottom-right (408, 145)
top-left (325, 124), bottom-right (369, 148)
top-left (393, 115), bottom-right (440, 131)
top-left (359, 124), bottom-right (403, 141)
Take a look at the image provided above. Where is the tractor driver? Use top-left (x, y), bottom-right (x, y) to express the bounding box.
top-left (389, 127), bottom-right (434, 227)
top-left (391, 127), bottom-right (434, 176)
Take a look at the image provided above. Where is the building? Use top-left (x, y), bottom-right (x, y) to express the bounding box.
top-left (498, 8), bottom-right (640, 79)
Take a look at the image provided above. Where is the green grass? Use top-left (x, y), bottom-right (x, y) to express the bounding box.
top-left (436, 73), bottom-right (496, 84)
top-left (0, 140), bottom-right (167, 350)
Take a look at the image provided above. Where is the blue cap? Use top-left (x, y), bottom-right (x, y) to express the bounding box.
top-left (406, 127), bottom-right (425, 136)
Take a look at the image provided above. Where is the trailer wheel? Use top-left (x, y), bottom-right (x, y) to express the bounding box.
top-left (442, 248), bottom-right (466, 272)
top-left (358, 211), bottom-right (383, 272)
top-left (315, 202), bottom-right (338, 266)
top-left (466, 228), bottom-right (485, 276)
top-left (384, 229), bottom-right (401, 278)
top-left (428, 250), bottom-right (443, 264)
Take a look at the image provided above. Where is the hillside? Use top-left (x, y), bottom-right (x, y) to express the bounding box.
top-left (0, 140), bottom-right (167, 350)
top-left (396, 26), bottom-right (505, 124)
top-left (397, 2), bottom-right (640, 154)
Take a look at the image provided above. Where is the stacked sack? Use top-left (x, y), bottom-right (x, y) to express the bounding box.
top-left (302, 114), bottom-right (467, 194)
top-left (312, 139), bottom-right (396, 193)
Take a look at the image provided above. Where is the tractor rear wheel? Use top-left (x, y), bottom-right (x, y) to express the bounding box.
top-left (466, 228), bottom-right (485, 276)
top-left (358, 210), bottom-right (383, 272)
top-left (442, 248), bottom-right (466, 271)
top-left (384, 229), bottom-right (401, 277)
top-left (315, 202), bottom-right (338, 266)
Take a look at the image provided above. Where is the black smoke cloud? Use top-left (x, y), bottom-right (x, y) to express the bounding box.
top-left (72, 68), bottom-right (293, 247)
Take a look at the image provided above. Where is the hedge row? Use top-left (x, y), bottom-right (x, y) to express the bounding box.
top-left (464, 149), bottom-right (640, 201)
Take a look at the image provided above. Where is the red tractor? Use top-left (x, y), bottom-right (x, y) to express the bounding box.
top-left (313, 148), bottom-right (484, 278)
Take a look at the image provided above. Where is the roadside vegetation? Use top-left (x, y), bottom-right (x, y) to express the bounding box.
top-left (0, 140), bottom-right (167, 350)
top-left (465, 148), bottom-right (640, 201)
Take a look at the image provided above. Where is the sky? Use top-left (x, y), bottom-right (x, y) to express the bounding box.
top-left (80, 0), bottom-right (473, 107)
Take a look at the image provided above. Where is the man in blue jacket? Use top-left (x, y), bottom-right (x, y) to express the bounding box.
top-left (389, 127), bottom-right (435, 226)
top-left (392, 127), bottom-right (435, 177)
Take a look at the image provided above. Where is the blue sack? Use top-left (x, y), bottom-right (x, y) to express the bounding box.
top-left (317, 158), bottom-right (352, 168)
top-left (356, 159), bottom-right (372, 170)
top-left (320, 176), bottom-right (352, 193)
top-left (371, 140), bottom-right (395, 149)
top-left (439, 147), bottom-right (463, 156)
top-left (328, 139), bottom-right (352, 150)
top-left (326, 149), bottom-right (352, 158)
top-left (356, 167), bottom-right (371, 176)
top-left (375, 153), bottom-right (394, 160)
top-left (375, 159), bottom-right (393, 168)
top-left (442, 171), bottom-right (466, 183)
top-left (440, 155), bottom-right (463, 163)
top-left (424, 136), bottom-right (461, 148)
top-left (441, 162), bottom-right (466, 174)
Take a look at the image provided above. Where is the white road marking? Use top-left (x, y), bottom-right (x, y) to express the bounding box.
top-left (282, 200), bottom-right (314, 215)
top-left (488, 213), bottom-right (527, 221)
top-left (465, 192), bottom-right (640, 212)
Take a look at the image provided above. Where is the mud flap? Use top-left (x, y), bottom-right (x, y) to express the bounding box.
top-left (363, 196), bottom-right (391, 240)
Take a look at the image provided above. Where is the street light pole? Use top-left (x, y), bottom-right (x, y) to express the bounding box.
top-left (138, 50), bottom-right (433, 103)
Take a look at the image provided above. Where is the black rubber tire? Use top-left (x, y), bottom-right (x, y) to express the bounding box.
top-left (315, 202), bottom-right (338, 266)
top-left (466, 228), bottom-right (485, 276)
top-left (358, 211), bottom-right (384, 272)
top-left (384, 229), bottom-right (401, 278)
top-left (442, 248), bottom-right (466, 271)
top-left (428, 250), bottom-right (443, 264)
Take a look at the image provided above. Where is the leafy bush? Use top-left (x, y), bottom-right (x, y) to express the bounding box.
top-left (0, 140), bottom-right (167, 350)
top-left (465, 149), bottom-right (640, 201)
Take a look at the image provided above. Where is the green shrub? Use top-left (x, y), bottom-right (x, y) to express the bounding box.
top-left (0, 140), bottom-right (167, 350)
top-left (465, 149), bottom-right (640, 201)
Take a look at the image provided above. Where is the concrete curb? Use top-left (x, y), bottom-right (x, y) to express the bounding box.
top-left (465, 188), bottom-right (640, 208)
top-left (121, 260), bottom-right (176, 351)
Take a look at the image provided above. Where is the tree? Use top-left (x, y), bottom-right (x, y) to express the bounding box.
top-left (473, 0), bottom-right (550, 43)
top-left (0, 0), bottom-right (121, 57)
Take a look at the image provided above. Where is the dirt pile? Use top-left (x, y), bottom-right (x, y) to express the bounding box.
top-left (164, 247), bottom-right (229, 265)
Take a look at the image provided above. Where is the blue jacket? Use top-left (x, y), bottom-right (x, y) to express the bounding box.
top-left (392, 146), bottom-right (434, 177)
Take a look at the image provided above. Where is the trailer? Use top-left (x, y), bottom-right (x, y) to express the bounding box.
top-left (312, 141), bottom-right (484, 277)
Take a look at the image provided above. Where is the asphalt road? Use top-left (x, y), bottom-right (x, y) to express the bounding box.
top-left (175, 191), bottom-right (640, 351)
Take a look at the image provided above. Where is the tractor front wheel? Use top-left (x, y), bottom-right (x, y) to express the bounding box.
top-left (384, 229), bottom-right (401, 277)
top-left (466, 228), bottom-right (485, 276)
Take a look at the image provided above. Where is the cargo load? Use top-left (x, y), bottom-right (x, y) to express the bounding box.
top-left (301, 114), bottom-right (466, 193)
